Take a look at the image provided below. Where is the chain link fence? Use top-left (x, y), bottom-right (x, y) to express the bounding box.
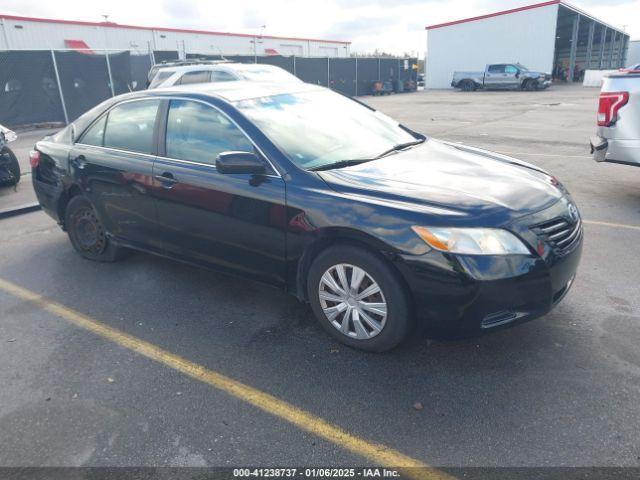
top-left (0, 49), bottom-right (417, 128)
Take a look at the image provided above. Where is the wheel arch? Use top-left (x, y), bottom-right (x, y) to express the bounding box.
top-left (57, 183), bottom-right (83, 230)
top-left (293, 227), bottom-right (410, 303)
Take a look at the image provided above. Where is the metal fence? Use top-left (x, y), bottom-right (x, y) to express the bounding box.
top-left (189, 53), bottom-right (419, 98)
top-left (0, 49), bottom-right (417, 128)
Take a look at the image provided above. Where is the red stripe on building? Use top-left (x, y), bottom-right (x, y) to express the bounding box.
top-left (425, 0), bottom-right (561, 30)
top-left (0, 14), bottom-right (351, 44)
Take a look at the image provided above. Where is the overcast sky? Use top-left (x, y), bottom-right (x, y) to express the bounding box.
top-left (1, 0), bottom-right (638, 55)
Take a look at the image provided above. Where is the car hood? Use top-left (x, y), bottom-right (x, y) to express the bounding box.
top-left (316, 139), bottom-right (563, 225)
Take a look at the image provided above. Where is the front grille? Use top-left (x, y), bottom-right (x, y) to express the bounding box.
top-left (531, 216), bottom-right (582, 256)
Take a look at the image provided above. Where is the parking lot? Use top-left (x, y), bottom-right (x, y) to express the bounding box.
top-left (1, 84), bottom-right (639, 475)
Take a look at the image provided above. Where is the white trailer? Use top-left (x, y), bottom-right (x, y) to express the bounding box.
top-left (0, 14), bottom-right (350, 58)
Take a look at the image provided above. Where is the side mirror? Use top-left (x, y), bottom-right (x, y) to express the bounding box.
top-left (515, 72), bottom-right (520, 78)
top-left (216, 151), bottom-right (266, 175)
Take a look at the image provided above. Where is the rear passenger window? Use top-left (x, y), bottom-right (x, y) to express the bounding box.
top-left (488, 65), bottom-right (505, 74)
top-left (178, 71), bottom-right (211, 85)
top-left (210, 71), bottom-right (236, 82)
top-left (103, 100), bottom-right (160, 154)
top-left (80, 115), bottom-right (107, 146)
top-left (165, 99), bottom-right (254, 165)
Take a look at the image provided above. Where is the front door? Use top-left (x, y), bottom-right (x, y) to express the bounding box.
top-left (503, 65), bottom-right (521, 89)
top-left (152, 98), bottom-right (287, 287)
top-left (70, 99), bottom-right (162, 250)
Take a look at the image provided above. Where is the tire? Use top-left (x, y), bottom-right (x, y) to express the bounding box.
top-left (65, 195), bottom-right (128, 262)
top-left (461, 80), bottom-right (476, 92)
top-left (307, 245), bottom-right (412, 352)
top-left (523, 79), bottom-right (538, 91)
top-left (1, 147), bottom-right (20, 185)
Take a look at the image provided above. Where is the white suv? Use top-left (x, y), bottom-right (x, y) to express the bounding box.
top-left (148, 63), bottom-right (302, 89)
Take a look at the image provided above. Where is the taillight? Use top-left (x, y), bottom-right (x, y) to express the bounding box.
top-left (29, 150), bottom-right (40, 168)
top-left (597, 91), bottom-right (629, 127)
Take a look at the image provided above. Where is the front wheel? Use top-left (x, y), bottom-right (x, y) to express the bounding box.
top-left (65, 195), bottom-right (128, 262)
top-left (307, 245), bottom-right (412, 352)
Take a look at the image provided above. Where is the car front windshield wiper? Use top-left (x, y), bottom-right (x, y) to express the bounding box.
top-left (373, 138), bottom-right (426, 160)
top-left (308, 138), bottom-right (426, 172)
top-left (308, 159), bottom-right (374, 172)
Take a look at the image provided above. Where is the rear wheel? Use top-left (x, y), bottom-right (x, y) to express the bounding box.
top-left (65, 195), bottom-right (127, 262)
top-left (461, 80), bottom-right (476, 92)
top-left (1, 147), bottom-right (20, 185)
top-left (307, 245), bottom-right (412, 352)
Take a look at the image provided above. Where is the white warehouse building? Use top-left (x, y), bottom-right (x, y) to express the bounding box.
top-left (0, 14), bottom-right (350, 58)
top-left (425, 0), bottom-right (630, 89)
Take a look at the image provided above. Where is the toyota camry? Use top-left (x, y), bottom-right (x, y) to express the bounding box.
top-left (31, 82), bottom-right (582, 352)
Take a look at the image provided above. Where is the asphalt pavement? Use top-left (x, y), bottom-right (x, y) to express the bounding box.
top-left (0, 84), bottom-right (639, 474)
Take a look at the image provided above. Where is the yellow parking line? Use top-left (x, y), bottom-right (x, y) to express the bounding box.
top-left (583, 220), bottom-right (640, 232)
top-left (0, 277), bottom-right (452, 480)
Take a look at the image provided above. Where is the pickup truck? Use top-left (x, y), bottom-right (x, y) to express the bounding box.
top-left (452, 63), bottom-right (552, 91)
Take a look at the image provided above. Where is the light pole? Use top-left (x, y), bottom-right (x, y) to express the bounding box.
top-left (255, 25), bottom-right (266, 62)
top-left (101, 14), bottom-right (115, 96)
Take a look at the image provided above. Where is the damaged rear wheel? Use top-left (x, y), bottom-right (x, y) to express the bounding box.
top-left (65, 195), bottom-right (128, 262)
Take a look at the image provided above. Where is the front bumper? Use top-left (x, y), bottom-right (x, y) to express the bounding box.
top-left (394, 200), bottom-right (583, 338)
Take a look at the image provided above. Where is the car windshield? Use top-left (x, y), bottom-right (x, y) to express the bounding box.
top-left (515, 63), bottom-right (530, 71)
top-left (149, 70), bottom-right (175, 89)
top-left (235, 89), bottom-right (417, 170)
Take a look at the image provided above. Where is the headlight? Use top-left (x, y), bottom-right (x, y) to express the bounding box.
top-left (411, 226), bottom-right (530, 255)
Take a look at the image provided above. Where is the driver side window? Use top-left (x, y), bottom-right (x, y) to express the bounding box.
top-left (505, 65), bottom-right (519, 74)
top-left (165, 99), bottom-right (254, 165)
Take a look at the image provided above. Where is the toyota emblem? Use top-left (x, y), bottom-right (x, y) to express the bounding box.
top-left (568, 204), bottom-right (579, 222)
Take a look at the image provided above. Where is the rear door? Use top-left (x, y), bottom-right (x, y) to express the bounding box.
top-left (151, 98), bottom-right (287, 286)
top-left (69, 99), bottom-right (163, 250)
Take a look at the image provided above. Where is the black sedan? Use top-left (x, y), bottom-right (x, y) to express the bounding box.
top-left (31, 82), bottom-right (582, 352)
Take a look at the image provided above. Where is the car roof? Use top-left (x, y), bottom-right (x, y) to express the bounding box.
top-left (156, 63), bottom-right (287, 75)
top-left (150, 80), bottom-right (324, 102)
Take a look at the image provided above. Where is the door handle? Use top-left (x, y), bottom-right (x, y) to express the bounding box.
top-left (155, 172), bottom-right (178, 189)
top-left (72, 155), bottom-right (87, 169)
